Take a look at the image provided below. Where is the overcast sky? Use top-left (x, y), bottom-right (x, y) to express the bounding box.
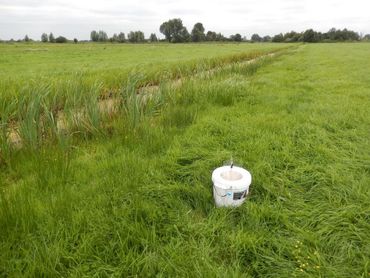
top-left (1, 0), bottom-right (369, 40)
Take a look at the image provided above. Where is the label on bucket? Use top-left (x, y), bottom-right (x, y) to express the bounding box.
top-left (233, 190), bottom-right (247, 200)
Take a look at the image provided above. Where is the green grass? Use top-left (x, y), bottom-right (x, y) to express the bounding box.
top-left (0, 42), bottom-right (286, 98)
top-left (1, 43), bottom-right (369, 277)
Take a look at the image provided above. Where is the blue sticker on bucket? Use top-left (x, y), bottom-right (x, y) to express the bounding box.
top-left (226, 192), bottom-right (232, 197)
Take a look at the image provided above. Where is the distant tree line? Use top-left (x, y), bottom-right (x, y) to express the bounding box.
top-left (1, 24), bottom-right (369, 44)
top-left (266, 28), bottom-right (362, 43)
top-left (159, 18), bottom-right (241, 43)
top-left (89, 30), bottom-right (155, 43)
top-left (39, 32), bottom-right (76, 43)
top-left (158, 19), bottom-right (365, 43)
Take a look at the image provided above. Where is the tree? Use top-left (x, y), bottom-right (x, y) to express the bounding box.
top-left (272, 33), bottom-right (284, 42)
top-left (338, 28), bottom-right (359, 41)
top-left (110, 33), bottom-right (118, 42)
top-left (159, 21), bottom-right (171, 42)
top-left (136, 31), bottom-right (145, 43)
top-left (230, 33), bottom-right (242, 42)
top-left (364, 34), bottom-right (370, 41)
top-left (98, 30), bottom-right (108, 42)
top-left (41, 33), bottom-right (48, 42)
top-left (302, 29), bottom-right (318, 42)
top-left (128, 31), bottom-right (134, 42)
top-left (326, 28), bottom-right (337, 40)
top-left (149, 33), bottom-right (158, 42)
top-left (128, 31), bottom-right (145, 43)
top-left (160, 18), bottom-right (188, 43)
top-left (206, 31), bottom-right (227, 41)
top-left (191, 22), bottom-right (205, 42)
top-left (206, 31), bottom-right (217, 41)
top-left (73, 38), bottom-right (78, 43)
top-left (24, 35), bottom-right (30, 42)
top-left (90, 30), bottom-right (98, 42)
top-left (283, 31), bottom-right (301, 42)
top-left (117, 32), bottom-right (126, 43)
top-left (251, 33), bottom-right (262, 42)
top-left (49, 32), bottom-right (55, 43)
top-left (55, 36), bottom-right (67, 43)
top-left (175, 27), bottom-right (190, 43)
top-left (262, 35), bottom-right (271, 42)
top-left (216, 33), bottom-right (226, 41)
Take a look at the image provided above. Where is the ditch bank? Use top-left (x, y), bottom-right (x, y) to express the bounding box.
top-left (3, 49), bottom-right (288, 149)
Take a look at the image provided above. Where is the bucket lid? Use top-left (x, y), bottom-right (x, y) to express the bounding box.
top-left (212, 166), bottom-right (252, 190)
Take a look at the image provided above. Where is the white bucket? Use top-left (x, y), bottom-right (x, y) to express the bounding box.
top-left (212, 165), bottom-right (252, 207)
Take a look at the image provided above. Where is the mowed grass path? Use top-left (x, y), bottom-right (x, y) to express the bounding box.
top-left (1, 44), bottom-right (369, 277)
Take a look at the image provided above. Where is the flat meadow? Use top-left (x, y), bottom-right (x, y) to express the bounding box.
top-left (0, 43), bottom-right (285, 97)
top-left (0, 42), bottom-right (369, 277)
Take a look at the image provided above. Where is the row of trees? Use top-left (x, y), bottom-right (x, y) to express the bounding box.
top-left (159, 19), bottom-right (242, 43)
top-left (89, 23), bottom-right (238, 44)
top-left (3, 25), bottom-right (369, 43)
top-left (265, 28), bottom-right (362, 43)
top-left (158, 19), bottom-right (367, 43)
top-left (40, 33), bottom-right (76, 43)
top-left (90, 30), bottom-right (157, 43)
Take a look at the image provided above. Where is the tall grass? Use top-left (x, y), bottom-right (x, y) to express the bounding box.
top-left (17, 87), bottom-right (48, 149)
top-left (0, 97), bottom-right (17, 166)
top-left (120, 74), bottom-right (149, 129)
top-left (66, 83), bottom-right (103, 138)
top-left (0, 48), bottom-right (283, 152)
top-left (1, 44), bottom-right (368, 276)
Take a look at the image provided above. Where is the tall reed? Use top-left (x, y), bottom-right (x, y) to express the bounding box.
top-left (0, 97), bottom-right (17, 166)
top-left (120, 74), bottom-right (164, 129)
top-left (17, 86), bottom-right (49, 150)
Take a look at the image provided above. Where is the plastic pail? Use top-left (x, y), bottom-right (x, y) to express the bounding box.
top-left (212, 166), bottom-right (252, 207)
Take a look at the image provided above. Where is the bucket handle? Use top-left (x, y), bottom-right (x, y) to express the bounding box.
top-left (213, 185), bottom-right (227, 197)
top-left (244, 188), bottom-right (249, 197)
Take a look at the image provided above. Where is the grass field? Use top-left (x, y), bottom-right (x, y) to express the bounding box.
top-left (0, 43), bottom-right (369, 277)
top-left (0, 43), bottom-right (286, 98)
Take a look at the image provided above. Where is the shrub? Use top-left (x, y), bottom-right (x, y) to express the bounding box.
top-left (55, 36), bottom-right (67, 43)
